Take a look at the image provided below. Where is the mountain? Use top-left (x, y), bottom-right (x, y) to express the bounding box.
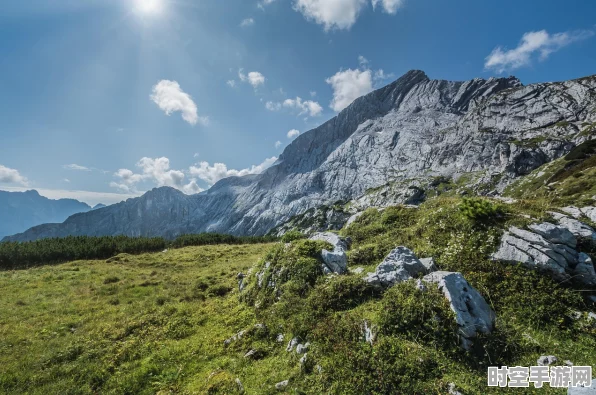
top-left (4, 70), bottom-right (596, 242)
top-left (92, 204), bottom-right (107, 210)
top-left (0, 190), bottom-right (95, 240)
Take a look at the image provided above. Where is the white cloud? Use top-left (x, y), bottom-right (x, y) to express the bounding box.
top-left (226, 80), bottom-right (236, 87)
top-left (374, 69), bottom-right (395, 82)
top-left (326, 68), bottom-right (373, 112)
top-left (258, 0), bottom-right (277, 9)
top-left (371, 0), bottom-right (403, 14)
top-left (287, 129), bottom-right (300, 139)
top-left (293, 0), bottom-right (368, 31)
top-left (240, 18), bottom-right (255, 27)
top-left (150, 80), bottom-right (208, 126)
top-left (0, 165), bottom-right (28, 186)
top-left (189, 156), bottom-right (278, 185)
top-left (275, 140), bottom-right (282, 149)
top-left (283, 97), bottom-right (323, 117)
top-left (111, 157), bottom-right (203, 194)
top-left (310, 91), bottom-right (317, 97)
top-left (265, 101), bottom-right (282, 111)
top-left (238, 69), bottom-right (266, 88)
top-left (63, 178), bottom-right (71, 183)
top-left (358, 55), bottom-right (369, 67)
top-left (485, 29), bottom-right (595, 73)
top-left (63, 164), bottom-right (91, 171)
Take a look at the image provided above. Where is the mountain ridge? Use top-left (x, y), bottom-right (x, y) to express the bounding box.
top-left (4, 70), bottom-right (596, 242)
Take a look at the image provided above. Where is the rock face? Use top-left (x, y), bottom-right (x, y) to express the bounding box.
top-left (549, 211), bottom-right (596, 245)
top-left (364, 247), bottom-right (430, 288)
top-left (5, 72), bottom-right (596, 241)
top-left (309, 232), bottom-right (349, 274)
top-left (422, 271), bottom-right (496, 350)
top-left (492, 223), bottom-right (596, 286)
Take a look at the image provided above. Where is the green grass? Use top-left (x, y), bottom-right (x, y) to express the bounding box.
top-left (1, 196), bottom-right (595, 394)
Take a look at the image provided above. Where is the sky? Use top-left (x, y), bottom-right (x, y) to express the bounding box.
top-left (1, 0), bottom-right (595, 206)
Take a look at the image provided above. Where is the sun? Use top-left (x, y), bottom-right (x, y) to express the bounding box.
top-left (134, 0), bottom-right (164, 15)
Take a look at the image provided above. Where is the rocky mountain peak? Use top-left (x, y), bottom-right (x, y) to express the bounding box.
top-left (4, 72), bottom-right (596, 241)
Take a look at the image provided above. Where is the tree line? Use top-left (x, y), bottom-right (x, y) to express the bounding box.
top-left (0, 233), bottom-right (277, 270)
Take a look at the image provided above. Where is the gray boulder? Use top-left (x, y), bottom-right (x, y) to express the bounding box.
top-left (420, 257), bottom-right (439, 272)
top-left (568, 379), bottom-right (596, 394)
top-left (549, 211), bottom-right (596, 245)
top-left (275, 380), bottom-right (289, 391)
top-left (309, 232), bottom-right (348, 274)
top-left (537, 355), bottom-right (558, 366)
top-left (422, 271), bottom-right (496, 350)
top-left (364, 247), bottom-right (429, 288)
top-left (492, 224), bottom-right (596, 286)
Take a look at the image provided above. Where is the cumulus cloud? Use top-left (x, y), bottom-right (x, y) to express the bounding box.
top-left (189, 156), bottom-right (278, 185)
top-left (275, 140), bottom-right (282, 149)
top-left (371, 0), bottom-right (403, 14)
top-left (110, 157), bottom-right (203, 194)
top-left (283, 97), bottom-right (323, 117)
top-left (326, 56), bottom-right (394, 112)
top-left (63, 164), bottom-right (91, 171)
top-left (326, 68), bottom-right (373, 112)
top-left (240, 18), bottom-right (255, 27)
top-left (287, 129), bottom-right (300, 139)
top-left (0, 165), bottom-right (28, 186)
top-left (150, 80), bottom-right (208, 126)
top-left (238, 69), bottom-right (266, 88)
top-left (293, 0), bottom-right (404, 30)
top-left (485, 29), bottom-right (595, 73)
top-left (293, 0), bottom-right (367, 31)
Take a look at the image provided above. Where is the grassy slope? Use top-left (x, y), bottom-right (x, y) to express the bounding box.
top-left (1, 199), bottom-right (596, 394)
top-left (0, 244), bottom-right (299, 394)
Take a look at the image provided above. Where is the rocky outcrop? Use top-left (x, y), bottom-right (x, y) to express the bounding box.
top-left (492, 223), bottom-right (596, 286)
top-left (364, 247), bottom-right (430, 288)
top-left (309, 232), bottom-right (349, 274)
top-left (549, 211), bottom-right (596, 245)
top-left (422, 271), bottom-right (496, 350)
top-left (561, 206), bottom-right (596, 223)
top-left (6, 72), bottom-right (596, 241)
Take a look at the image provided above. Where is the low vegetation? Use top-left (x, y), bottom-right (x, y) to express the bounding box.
top-left (0, 196), bottom-right (595, 393)
top-left (0, 233), bottom-right (277, 270)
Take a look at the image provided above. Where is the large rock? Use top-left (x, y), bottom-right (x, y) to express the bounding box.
top-left (309, 232), bottom-right (349, 274)
top-left (492, 224), bottom-right (596, 286)
top-left (422, 271), bottom-right (496, 350)
top-left (364, 247), bottom-right (429, 288)
top-left (549, 211), bottom-right (596, 245)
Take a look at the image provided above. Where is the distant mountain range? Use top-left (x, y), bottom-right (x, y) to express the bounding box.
top-left (3, 70), bottom-right (596, 242)
top-left (0, 190), bottom-right (105, 240)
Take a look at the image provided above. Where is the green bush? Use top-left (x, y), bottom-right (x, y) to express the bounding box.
top-left (458, 197), bottom-right (503, 222)
top-left (280, 230), bottom-right (305, 243)
top-left (378, 281), bottom-right (458, 348)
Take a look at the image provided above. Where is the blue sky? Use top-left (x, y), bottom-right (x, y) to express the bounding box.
top-left (1, 0), bottom-right (595, 205)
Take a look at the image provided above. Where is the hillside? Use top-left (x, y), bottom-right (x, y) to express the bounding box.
top-left (6, 71), bottom-right (596, 242)
top-left (0, 190), bottom-right (96, 240)
top-left (1, 191), bottom-right (595, 394)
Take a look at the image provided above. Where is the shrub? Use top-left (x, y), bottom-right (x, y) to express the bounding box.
top-left (207, 284), bottom-right (232, 297)
top-left (307, 275), bottom-right (380, 315)
top-left (281, 230), bottom-right (305, 243)
top-left (458, 197), bottom-right (503, 222)
top-left (378, 281), bottom-right (458, 348)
